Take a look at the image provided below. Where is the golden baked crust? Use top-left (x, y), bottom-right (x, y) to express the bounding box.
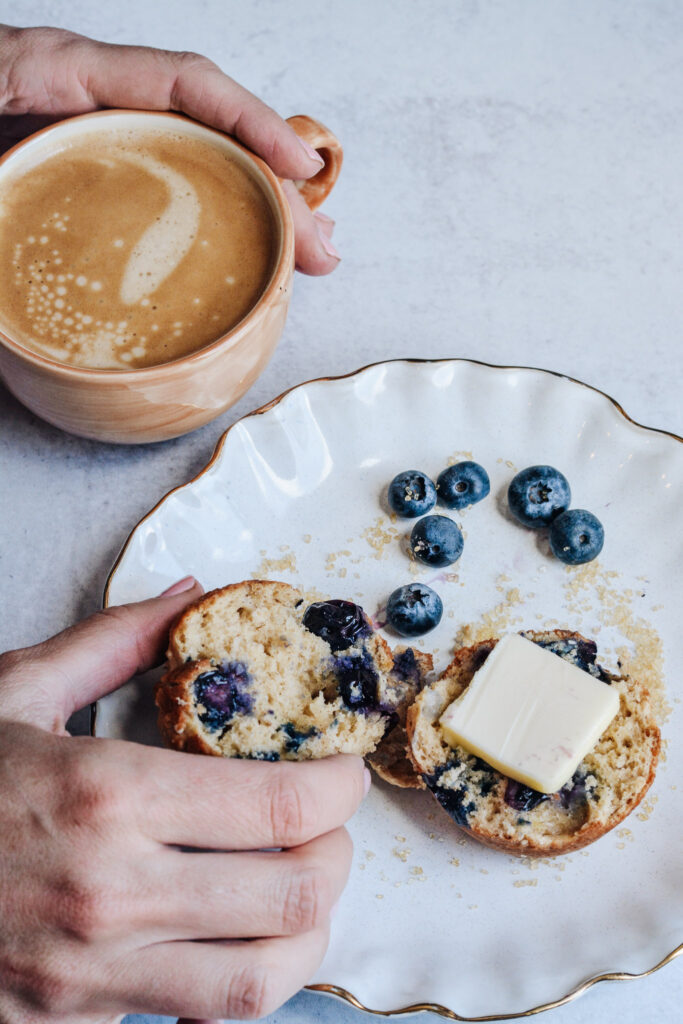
top-left (406, 629), bottom-right (660, 856)
top-left (156, 658), bottom-right (224, 756)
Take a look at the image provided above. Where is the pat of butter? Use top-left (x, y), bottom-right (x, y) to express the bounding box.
top-left (439, 634), bottom-right (620, 794)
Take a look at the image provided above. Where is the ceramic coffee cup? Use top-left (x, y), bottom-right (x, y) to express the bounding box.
top-left (0, 109), bottom-right (342, 443)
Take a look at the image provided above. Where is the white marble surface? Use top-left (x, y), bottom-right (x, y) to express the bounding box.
top-left (0, 1), bottom-right (681, 1022)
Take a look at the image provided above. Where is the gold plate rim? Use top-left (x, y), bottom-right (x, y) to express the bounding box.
top-left (308, 942), bottom-right (683, 1020)
top-left (96, 356), bottom-right (682, 1019)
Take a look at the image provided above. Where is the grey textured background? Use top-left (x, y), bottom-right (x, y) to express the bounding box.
top-left (0, 1), bottom-right (681, 1022)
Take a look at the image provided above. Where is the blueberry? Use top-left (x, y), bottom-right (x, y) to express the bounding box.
top-left (194, 662), bottom-right (253, 732)
top-left (507, 465), bottom-right (571, 528)
top-left (280, 722), bottom-right (319, 753)
top-left (334, 653), bottom-right (380, 712)
top-left (303, 599), bottom-right (371, 651)
top-left (387, 470), bottom-right (437, 517)
top-left (549, 509), bottom-right (604, 565)
top-left (558, 770), bottom-right (588, 809)
top-left (386, 583), bottom-right (443, 637)
top-left (436, 461), bottom-right (490, 510)
top-left (504, 778), bottom-right (549, 811)
top-left (391, 647), bottom-right (421, 686)
top-left (410, 515), bottom-right (463, 567)
top-left (533, 633), bottom-right (611, 682)
top-left (425, 765), bottom-right (476, 826)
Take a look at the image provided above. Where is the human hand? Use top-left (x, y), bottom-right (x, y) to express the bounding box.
top-left (0, 24), bottom-right (339, 274)
top-left (0, 576), bottom-right (368, 1023)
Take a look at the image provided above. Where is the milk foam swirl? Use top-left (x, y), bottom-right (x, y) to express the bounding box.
top-left (117, 152), bottom-right (200, 305)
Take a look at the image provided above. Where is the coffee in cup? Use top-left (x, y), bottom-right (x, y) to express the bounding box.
top-left (0, 110), bottom-right (342, 442)
top-left (0, 126), bottom-right (279, 369)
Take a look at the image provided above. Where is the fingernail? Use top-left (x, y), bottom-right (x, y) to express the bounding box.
top-left (317, 223), bottom-right (340, 260)
top-left (363, 767), bottom-right (372, 796)
top-left (160, 576), bottom-right (197, 597)
top-left (313, 210), bottom-right (335, 226)
top-left (297, 135), bottom-right (324, 167)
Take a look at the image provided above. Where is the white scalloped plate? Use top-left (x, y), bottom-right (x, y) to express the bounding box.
top-left (98, 359), bottom-right (682, 1020)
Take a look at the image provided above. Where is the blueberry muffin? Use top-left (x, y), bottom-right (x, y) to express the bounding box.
top-left (156, 580), bottom-right (427, 769)
top-left (406, 630), bottom-right (660, 855)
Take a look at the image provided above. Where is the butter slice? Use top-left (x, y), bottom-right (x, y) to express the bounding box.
top-left (439, 634), bottom-right (620, 794)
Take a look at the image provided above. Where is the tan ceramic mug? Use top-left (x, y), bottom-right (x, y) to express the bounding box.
top-left (0, 110), bottom-right (342, 443)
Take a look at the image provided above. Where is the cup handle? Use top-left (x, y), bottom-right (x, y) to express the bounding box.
top-left (286, 115), bottom-right (343, 211)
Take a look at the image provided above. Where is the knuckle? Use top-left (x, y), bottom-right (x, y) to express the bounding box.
top-left (0, 647), bottom-right (25, 678)
top-left (53, 876), bottom-right (110, 943)
top-left (17, 960), bottom-right (77, 1014)
top-left (55, 751), bottom-right (126, 832)
top-left (256, 132), bottom-right (287, 171)
top-left (266, 771), bottom-right (317, 847)
top-left (223, 962), bottom-right (274, 1020)
top-left (282, 866), bottom-right (331, 933)
top-left (171, 49), bottom-right (217, 74)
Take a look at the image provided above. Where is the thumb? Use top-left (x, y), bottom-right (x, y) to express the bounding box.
top-left (0, 577), bottom-right (203, 730)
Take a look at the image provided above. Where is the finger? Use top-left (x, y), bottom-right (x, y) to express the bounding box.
top-left (118, 925), bottom-right (330, 1019)
top-left (283, 180), bottom-right (341, 275)
top-left (153, 827), bottom-right (352, 940)
top-left (4, 27), bottom-right (327, 179)
top-left (143, 751), bottom-right (369, 849)
top-left (0, 578), bottom-right (203, 727)
top-left (3, 28), bottom-right (324, 178)
top-left (77, 40), bottom-right (324, 181)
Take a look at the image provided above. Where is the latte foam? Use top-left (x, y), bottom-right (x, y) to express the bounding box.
top-left (0, 127), bottom-right (278, 369)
